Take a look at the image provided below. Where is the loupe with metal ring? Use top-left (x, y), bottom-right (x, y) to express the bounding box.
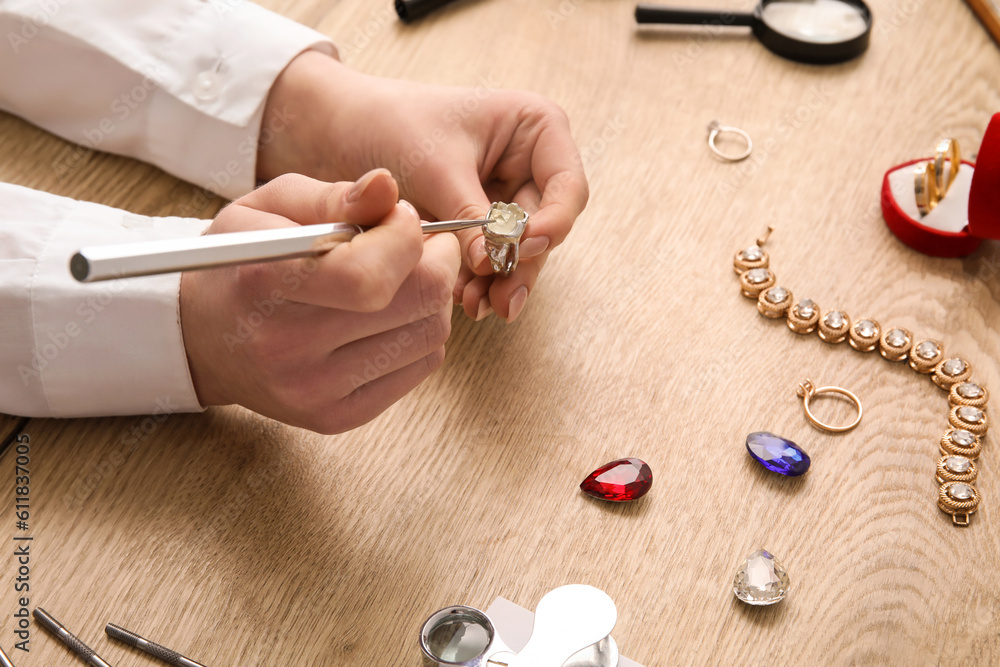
top-left (636, 0), bottom-right (872, 64)
top-left (419, 585), bottom-right (620, 667)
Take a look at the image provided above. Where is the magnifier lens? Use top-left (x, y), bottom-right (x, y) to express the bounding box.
top-left (760, 0), bottom-right (868, 43)
top-left (421, 607), bottom-right (494, 664)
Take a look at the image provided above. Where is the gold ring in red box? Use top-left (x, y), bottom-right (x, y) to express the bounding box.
top-left (882, 112), bottom-right (1000, 256)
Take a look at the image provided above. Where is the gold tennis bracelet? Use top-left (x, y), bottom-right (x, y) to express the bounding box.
top-left (733, 228), bottom-right (987, 526)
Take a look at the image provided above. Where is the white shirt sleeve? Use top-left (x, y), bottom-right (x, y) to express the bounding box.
top-left (0, 183), bottom-right (210, 417)
top-left (0, 2), bottom-right (337, 418)
top-left (0, 0), bottom-right (337, 199)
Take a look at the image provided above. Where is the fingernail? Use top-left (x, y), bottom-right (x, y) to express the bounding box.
top-left (470, 238), bottom-right (488, 269)
top-left (507, 286), bottom-right (528, 323)
top-left (475, 296), bottom-right (493, 321)
top-left (398, 199), bottom-right (419, 220)
top-left (347, 170), bottom-right (380, 203)
top-left (519, 236), bottom-right (549, 259)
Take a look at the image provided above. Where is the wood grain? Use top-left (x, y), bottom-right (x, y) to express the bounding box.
top-left (2, 0), bottom-right (999, 665)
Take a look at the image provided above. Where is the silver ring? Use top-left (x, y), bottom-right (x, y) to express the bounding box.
top-left (483, 202), bottom-right (529, 276)
top-left (708, 120), bottom-right (752, 162)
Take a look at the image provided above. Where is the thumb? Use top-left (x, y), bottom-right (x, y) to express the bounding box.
top-left (231, 169), bottom-right (399, 230)
top-left (215, 171), bottom-right (424, 312)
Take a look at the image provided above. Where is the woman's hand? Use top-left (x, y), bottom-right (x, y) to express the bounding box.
top-left (180, 170), bottom-right (460, 434)
top-left (257, 51), bottom-right (588, 322)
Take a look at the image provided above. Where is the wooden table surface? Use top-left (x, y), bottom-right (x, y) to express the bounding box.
top-left (2, 0), bottom-right (999, 665)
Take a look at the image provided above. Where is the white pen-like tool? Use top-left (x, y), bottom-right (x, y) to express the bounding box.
top-left (71, 218), bottom-right (489, 283)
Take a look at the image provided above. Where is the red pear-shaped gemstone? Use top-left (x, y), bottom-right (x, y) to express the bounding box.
top-left (580, 458), bottom-right (652, 502)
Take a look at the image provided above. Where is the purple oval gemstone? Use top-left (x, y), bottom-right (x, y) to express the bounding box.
top-left (746, 432), bottom-right (810, 476)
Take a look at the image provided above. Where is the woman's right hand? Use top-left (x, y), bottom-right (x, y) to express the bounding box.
top-left (179, 169), bottom-right (460, 434)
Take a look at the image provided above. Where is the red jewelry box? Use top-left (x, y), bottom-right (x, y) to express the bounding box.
top-left (881, 112), bottom-right (1000, 257)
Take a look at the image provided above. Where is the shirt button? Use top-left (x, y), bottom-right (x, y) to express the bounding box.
top-left (193, 70), bottom-right (221, 101)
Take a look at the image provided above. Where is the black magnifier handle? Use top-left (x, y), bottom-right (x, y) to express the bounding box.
top-left (395, 0), bottom-right (460, 22)
top-left (635, 4), bottom-right (754, 26)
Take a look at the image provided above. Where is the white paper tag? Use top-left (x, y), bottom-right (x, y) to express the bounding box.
top-left (486, 596), bottom-right (645, 667)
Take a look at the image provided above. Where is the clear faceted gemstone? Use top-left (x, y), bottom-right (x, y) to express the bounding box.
top-left (485, 202), bottom-right (527, 235)
top-left (956, 383), bottom-right (983, 399)
top-left (957, 406), bottom-right (984, 424)
top-left (745, 268), bottom-right (769, 285)
top-left (948, 483), bottom-right (973, 501)
top-left (765, 287), bottom-right (789, 304)
top-left (942, 359), bottom-right (967, 376)
top-left (916, 341), bottom-right (940, 360)
top-left (740, 246), bottom-right (764, 262)
top-left (733, 549), bottom-right (790, 606)
top-left (795, 299), bottom-right (816, 319)
top-left (854, 319), bottom-right (877, 338)
top-left (886, 328), bottom-right (908, 348)
top-left (951, 430), bottom-right (976, 447)
top-left (944, 456), bottom-right (972, 474)
top-left (824, 311), bottom-right (845, 329)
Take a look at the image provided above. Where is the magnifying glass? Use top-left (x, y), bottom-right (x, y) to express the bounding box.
top-left (635, 0), bottom-right (873, 64)
top-left (419, 606), bottom-right (499, 666)
top-left (419, 586), bottom-right (620, 667)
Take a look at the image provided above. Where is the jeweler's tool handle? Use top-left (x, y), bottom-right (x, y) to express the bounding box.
top-left (71, 218), bottom-right (489, 283)
top-left (71, 223), bottom-right (362, 283)
top-left (395, 0), bottom-right (460, 22)
top-left (0, 645), bottom-right (16, 667)
top-left (635, 4), bottom-right (755, 25)
top-left (32, 609), bottom-right (114, 667)
top-left (105, 624), bottom-right (206, 667)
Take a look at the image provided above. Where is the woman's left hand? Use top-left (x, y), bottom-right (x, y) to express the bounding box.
top-left (258, 51), bottom-right (589, 322)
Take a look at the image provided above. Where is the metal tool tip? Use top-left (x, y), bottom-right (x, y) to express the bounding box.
top-left (105, 622), bottom-right (137, 646)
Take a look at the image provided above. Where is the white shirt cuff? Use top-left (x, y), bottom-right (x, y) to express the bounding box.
top-left (0, 1), bottom-right (337, 200)
top-left (144, 1), bottom-right (339, 198)
top-left (0, 183), bottom-right (209, 418)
